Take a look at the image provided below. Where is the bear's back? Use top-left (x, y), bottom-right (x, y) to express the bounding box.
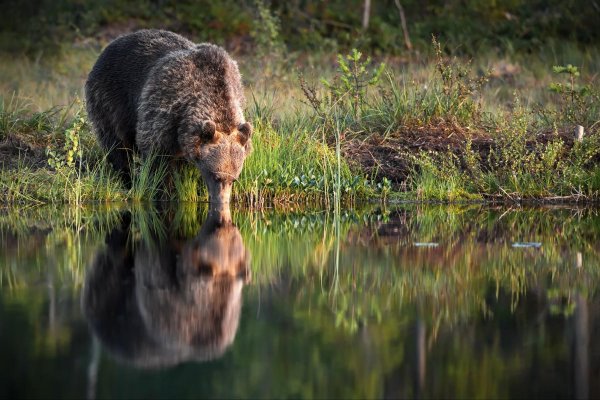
top-left (85, 30), bottom-right (196, 146)
top-left (139, 43), bottom-right (245, 135)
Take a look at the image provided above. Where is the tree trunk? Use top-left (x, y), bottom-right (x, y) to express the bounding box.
top-left (394, 0), bottom-right (413, 50)
top-left (362, 0), bottom-right (371, 30)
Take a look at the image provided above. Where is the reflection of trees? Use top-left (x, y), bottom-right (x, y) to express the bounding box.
top-left (573, 294), bottom-right (589, 400)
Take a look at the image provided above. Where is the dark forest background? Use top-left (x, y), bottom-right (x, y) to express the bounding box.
top-left (1, 0), bottom-right (598, 56)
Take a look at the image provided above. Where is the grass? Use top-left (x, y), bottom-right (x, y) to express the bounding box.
top-left (302, 40), bottom-right (600, 201)
top-left (0, 36), bottom-right (599, 205)
top-left (233, 118), bottom-right (378, 206)
top-left (0, 110), bottom-right (376, 205)
top-left (128, 152), bottom-right (170, 203)
top-left (0, 48), bottom-right (98, 111)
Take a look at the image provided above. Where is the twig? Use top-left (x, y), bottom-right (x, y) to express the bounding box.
top-left (498, 186), bottom-right (518, 202)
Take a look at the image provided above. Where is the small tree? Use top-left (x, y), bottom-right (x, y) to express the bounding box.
top-left (321, 49), bottom-right (386, 120)
top-left (549, 64), bottom-right (597, 127)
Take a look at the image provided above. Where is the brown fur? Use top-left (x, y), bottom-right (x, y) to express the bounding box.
top-left (85, 29), bottom-right (252, 201)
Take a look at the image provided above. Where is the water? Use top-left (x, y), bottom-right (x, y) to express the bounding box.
top-left (1, 204), bottom-right (599, 399)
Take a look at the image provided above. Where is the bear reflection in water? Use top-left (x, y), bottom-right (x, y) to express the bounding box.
top-left (82, 208), bottom-right (250, 368)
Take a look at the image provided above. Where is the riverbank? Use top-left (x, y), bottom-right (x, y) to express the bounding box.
top-left (1, 36), bottom-right (599, 205)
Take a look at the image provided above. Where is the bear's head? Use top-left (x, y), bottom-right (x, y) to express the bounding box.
top-left (182, 120), bottom-right (253, 205)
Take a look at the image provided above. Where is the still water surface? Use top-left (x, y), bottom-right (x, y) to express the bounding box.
top-left (1, 204), bottom-right (599, 399)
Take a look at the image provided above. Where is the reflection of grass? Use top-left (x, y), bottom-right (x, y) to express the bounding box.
top-left (172, 201), bottom-right (206, 237)
top-left (1, 204), bottom-right (599, 330)
top-left (0, 205), bottom-right (123, 287)
top-left (235, 204), bottom-right (600, 331)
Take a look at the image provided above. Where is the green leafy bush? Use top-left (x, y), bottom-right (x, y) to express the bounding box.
top-left (544, 64), bottom-right (600, 128)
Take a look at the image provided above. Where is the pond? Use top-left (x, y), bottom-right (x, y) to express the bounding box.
top-left (0, 204), bottom-right (599, 399)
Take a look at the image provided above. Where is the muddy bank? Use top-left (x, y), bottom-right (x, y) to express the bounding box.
top-left (343, 123), bottom-right (587, 184)
top-left (0, 134), bottom-right (48, 170)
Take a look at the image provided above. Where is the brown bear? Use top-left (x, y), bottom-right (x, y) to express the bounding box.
top-left (82, 207), bottom-right (251, 368)
top-left (85, 29), bottom-right (252, 204)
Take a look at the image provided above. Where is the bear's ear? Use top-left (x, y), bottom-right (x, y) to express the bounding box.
top-left (201, 120), bottom-right (216, 141)
top-left (237, 122), bottom-right (252, 146)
